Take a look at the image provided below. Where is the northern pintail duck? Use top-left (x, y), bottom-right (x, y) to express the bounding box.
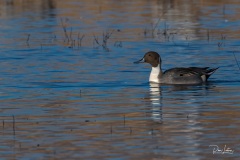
top-left (134, 51), bottom-right (218, 84)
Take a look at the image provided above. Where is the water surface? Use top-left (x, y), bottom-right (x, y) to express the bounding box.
top-left (0, 0), bottom-right (240, 159)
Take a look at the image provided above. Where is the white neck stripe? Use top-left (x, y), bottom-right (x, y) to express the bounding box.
top-left (149, 64), bottom-right (161, 83)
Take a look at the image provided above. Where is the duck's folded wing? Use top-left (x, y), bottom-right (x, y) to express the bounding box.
top-left (189, 67), bottom-right (219, 75)
top-left (165, 67), bottom-right (219, 79)
top-left (164, 68), bottom-right (202, 77)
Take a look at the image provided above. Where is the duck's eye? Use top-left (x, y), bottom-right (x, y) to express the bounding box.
top-left (149, 54), bottom-right (151, 57)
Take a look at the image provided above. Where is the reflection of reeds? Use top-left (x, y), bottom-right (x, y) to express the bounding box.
top-left (217, 34), bottom-right (226, 49)
top-left (93, 34), bottom-right (100, 46)
top-left (144, 28), bottom-right (147, 37)
top-left (163, 21), bottom-right (168, 38)
top-left (69, 27), bottom-right (73, 42)
top-left (78, 32), bottom-right (85, 48)
top-left (221, 34), bottom-right (226, 40)
top-left (93, 30), bottom-right (114, 51)
top-left (144, 20), bottom-right (173, 41)
top-left (207, 29), bottom-right (210, 41)
top-left (60, 18), bottom-right (69, 43)
top-left (12, 115), bottom-right (15, 135)
top-left (102, 30), bottom-right (114, 49)
top-left (26, 34), bottom-right (30, 46)
top-left (223, 4), bottom-right (226, 15)
top-left (114, 41), bottom-right (122, 47)
top-left (110, 125), bottom-right (113, 134)
top-left (151, 18), bottom-right (160, 37)
top-left (218, 42), bottom-right (223, 48)
top-left (233, 51), bottom-right (240, 71)
top-left (60, 18), bottom-right (86, 49)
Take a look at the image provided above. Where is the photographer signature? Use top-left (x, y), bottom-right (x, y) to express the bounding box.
top-left (209, 145), bottom-right (234, 154)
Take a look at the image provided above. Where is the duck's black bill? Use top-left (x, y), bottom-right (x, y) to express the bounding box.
top-left (133, 58), bottom-right (145, 64)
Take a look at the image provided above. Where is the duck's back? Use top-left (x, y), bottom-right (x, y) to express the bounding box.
top-left (162, 67), bottom-right (204, 84)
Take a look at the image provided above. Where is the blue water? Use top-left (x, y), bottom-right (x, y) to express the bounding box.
top-left (0, 0), bottom-right (240, 159)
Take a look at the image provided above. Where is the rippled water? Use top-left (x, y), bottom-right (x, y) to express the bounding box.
top-left (0, 0), bottom-right (240, 159)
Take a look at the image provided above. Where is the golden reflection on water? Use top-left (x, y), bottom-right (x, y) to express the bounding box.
top-left (0, 0), bottom-right (240, 159)
top-left (2, 0), bottom-right (240, 47)
top-left (1, 83), bottom-right (239, 159)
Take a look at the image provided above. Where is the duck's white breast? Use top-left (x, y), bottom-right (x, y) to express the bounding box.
top-left (149, 64), bottom-right (160, 83)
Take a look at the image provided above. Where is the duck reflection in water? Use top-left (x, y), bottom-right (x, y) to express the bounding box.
top-left (149, 82), bottom-right (163, 123)
top-left (147, 82), bottom-right (211, 123)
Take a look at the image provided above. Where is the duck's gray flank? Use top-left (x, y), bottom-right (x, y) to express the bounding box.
top-left (134, 51), bottom-right (218, 84)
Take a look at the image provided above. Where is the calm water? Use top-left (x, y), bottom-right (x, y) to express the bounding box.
top-left (0, 0), bottom-right (240, 159)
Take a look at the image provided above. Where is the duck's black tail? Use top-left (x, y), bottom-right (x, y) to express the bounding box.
top-left (206, 67), bottom-right (219, 80)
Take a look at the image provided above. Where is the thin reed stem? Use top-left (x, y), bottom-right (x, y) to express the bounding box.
top-left (233, 51), bottom-right (240, 71)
